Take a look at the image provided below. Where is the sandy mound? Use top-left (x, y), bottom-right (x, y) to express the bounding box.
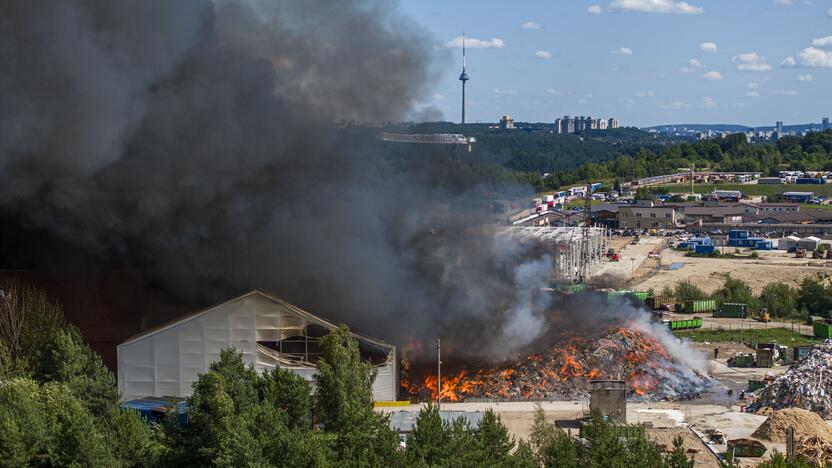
top-left (751, 408), bottom-right (832, 443)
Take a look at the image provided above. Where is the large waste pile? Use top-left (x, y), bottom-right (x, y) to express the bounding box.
top-left (748, 340), bottom-right (832, 417)
top-left (750, 408), bottom-right (832, 443)
top-left (406, 328), bottom-right (709, 402)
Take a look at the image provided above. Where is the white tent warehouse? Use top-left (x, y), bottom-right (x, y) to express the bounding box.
top-left (117, 290), bottom-right (397, 402)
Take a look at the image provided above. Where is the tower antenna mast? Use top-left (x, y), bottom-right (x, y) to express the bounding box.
top-left (459, 33), bottom-right (470, 124)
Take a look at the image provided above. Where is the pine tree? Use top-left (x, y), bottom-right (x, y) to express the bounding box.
top-left (259, 365), bottom-right (312, 430)
top-left (406, 403), bottom-right (451, 466)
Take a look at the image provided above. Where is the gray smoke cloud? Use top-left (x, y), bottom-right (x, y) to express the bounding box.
top-left (0, 0), bottom-right (558, 359)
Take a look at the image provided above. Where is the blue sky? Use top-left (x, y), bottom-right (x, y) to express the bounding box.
top-left (399, 0), bottom-right (832, 127)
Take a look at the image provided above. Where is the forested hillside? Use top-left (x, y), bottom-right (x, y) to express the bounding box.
top-left (538, 130), bottom-right (832, 192)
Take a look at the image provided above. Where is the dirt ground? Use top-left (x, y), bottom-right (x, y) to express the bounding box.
top-left (628, 243), bottom-right (832, 294)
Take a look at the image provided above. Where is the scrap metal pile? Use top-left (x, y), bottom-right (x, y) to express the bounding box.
top-left (405, 327), bottom-right (709, 402)
top-left (748, 340), bottom-right (832, 417)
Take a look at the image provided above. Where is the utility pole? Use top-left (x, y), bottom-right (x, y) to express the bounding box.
top-left (690, 164), bottom-right (695, 196)
top-left (436, 338), bottom-right (442, 410)
top-left (578, 184), bottom-right (593, 283)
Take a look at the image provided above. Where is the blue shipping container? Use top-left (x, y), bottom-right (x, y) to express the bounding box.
top-left (796, 178), bottom-right (826, 184)
top-left (695, 245), bottom-right (716, 254)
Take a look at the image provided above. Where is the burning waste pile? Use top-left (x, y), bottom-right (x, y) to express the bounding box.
top-left (748, 340), bottom-right (832, 417)
top-left (405, 326), bottom-right (709, 402)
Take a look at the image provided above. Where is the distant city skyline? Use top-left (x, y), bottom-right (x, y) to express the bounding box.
top-left (400, 0), bottom-right (832, 127)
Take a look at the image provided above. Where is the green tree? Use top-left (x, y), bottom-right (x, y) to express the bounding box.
top-left (333, 403), bottom-right (402, 467)
top-left (712, 277), bottom-right (758, 312)
top-left (471, 410), bottom-right (515, 466)
top-left (674, 280), bottom-right (707, 303)
top-left (34, 327), bottom-right (119, 417)
top-left (759, 282), bottom-right (800, 319)
top-left (314, 325), bottom-right (376, 431)
top-left (447, 416), bottom-right (478, 467)
top-left (259, 366), bottom-right (312, 430)
top-left (797, 275), bottom-right (832, 318)
top-left (167, 372), bottom-right (236, 466)
top-left (208, 347), bottom-right (259, 414)
top-left (0, 379), bottom-right (114, 466)
top-left (664, 436), bottom-right (694, 468)
top-left (757, 450), bottom-right (810, 468)
top-left (529, 404), bottom-right (578, 468)
top-left (511, 440), bottom-right (538, 468)
top-left (406, 403), bottom-right (451, 466)
top-left (104, 408), bottom-right (159, 467)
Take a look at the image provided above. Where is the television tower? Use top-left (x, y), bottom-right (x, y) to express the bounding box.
top-left (459, 34), bottom-right (469, 124)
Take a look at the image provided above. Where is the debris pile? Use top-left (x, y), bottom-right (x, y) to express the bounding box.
top-left (750, 408), bottom-right (832, 443)
top-left (748, 340), bottom-right (832, 417)
top-left (796, 436), bottom-right (832, 467)
top-left (406, 328), bottom-right (709, 402)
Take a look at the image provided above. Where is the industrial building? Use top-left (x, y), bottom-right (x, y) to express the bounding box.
top-left (618, 206), bottom-right (677, 229)
top-left (117, 290), bottom-right (397, 402)
top-left (504, 227), bottom-right (609, 282)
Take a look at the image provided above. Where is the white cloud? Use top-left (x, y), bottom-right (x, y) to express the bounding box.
top-left (812, 36), bottom-right (832, 47)
top-left (701, 71), bottom-right (723, 80)
top-left (699, 96), bottom-right (717, 109)
top-left (432, 93), bottom-right (444, 101)
top-left (635, 90), bottom-right (656, 97)
top-left (535, 50), bottom-right (552, 59)
top-left (799, 47), bottom-right (832, 67)
top-left (611, 47), bottom-right (634, 55)
top-left (493, 88), bottom-right (518, 95)
top-left (521, 21), bottom-right (541, 30)
top-left (732, 52), bottom-right (772, 71)
top-left (680, 67), bottom-right (696, 73)
top-left (747, 82), bottom-right (758, 89)
top-left (699, 42), bottom-right (718, 53)
top-left (609, 0), bottom-right (704, 14)
top-left (773, 89), bottom-right (799, 96)
top-left (444, 36), bottom-right (505, 49)
top-left (578, 99), bottom-right (588, 104)
top-left (774, 0), bottom-right (793, 5)
top-left (583, 94), bottom-right (594, 99)
top-left (780, 56), bottom-right (797, 67)
top-left (588, 5), bottom-right (603, 14)
top-left (746, 91), bottom-right (760, 98)
top-left (659, 101), bottom-right (690, 110)
top-left (827, 8), bottom-right (832, 18)
top-left (545, 88), bottom-right (562, 96)
top-left (689, 58), bottom-right (705, 68)
top-left (798, 74), bottom-right (813, 81)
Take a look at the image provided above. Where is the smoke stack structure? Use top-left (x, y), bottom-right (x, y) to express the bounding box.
top-left (459, 34), bottom-right (469, 124)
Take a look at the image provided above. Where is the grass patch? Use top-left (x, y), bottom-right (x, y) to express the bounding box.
top-left (673, 327), bottom-right (820, 347)
top-left (652, 182), bottom-right (832, 198)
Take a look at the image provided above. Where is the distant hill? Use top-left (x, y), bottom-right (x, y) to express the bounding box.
top-left (382, 122), bottom-right (680, 175)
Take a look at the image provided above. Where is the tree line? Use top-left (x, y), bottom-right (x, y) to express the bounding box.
top-left (660, 274), bottom-right (832, 320)
top-left (539, 131), bottom-right (832, 193)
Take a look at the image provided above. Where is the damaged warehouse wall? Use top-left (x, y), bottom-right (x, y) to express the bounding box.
top-left (117, 290), bottom-right (398, 401)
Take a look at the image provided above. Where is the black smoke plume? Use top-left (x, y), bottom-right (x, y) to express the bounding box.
top-left (0, 0), bottom-right (559, 360)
